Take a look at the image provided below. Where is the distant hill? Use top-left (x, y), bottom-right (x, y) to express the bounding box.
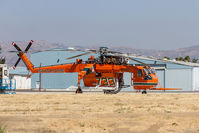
top-left (0, 40), bottom-right (199, 66)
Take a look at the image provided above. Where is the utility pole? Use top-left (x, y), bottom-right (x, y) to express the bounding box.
top-left (39, 63), bottom-right (42, 92)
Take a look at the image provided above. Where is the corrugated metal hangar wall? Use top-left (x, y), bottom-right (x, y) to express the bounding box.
top-left (30, 51), bottom-right (199, 91)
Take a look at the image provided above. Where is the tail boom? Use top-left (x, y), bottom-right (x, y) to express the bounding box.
top-left (20, 52), bottom-right (35, 72)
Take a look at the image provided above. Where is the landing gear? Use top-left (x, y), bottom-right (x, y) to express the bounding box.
top-left (76, 86), bottom-right (83, 94)
top-left (103, 84), bottom-right (122, 94)
top-left (103, 78), bottom-right (122, 94)
top-left (0, 89), bottom-right (4, 94)
top-left (142, 90), bottom-right (147, 94)
top-left (103, 87), bottom-right (122, 94)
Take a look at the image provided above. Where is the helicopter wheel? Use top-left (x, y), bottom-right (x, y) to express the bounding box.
top-left (142, 90), bottom-right (147, 94)
top-left (0, 89), bottom-right (5, 94)
top-left (76, 86), bottom-right (83, 94)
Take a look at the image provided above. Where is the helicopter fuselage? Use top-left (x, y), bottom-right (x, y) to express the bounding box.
top-left (12, 41), bottom-right (180, 94)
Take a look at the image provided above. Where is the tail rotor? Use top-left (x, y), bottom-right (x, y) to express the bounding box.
top-left (24, 40), bottom-right (34, 53)
top-left (12, 42), bottom-right (22, 52)
top-left (12, 40), bottom-right (34, 69)
top-left (13, 58), bottom-right (21, 69)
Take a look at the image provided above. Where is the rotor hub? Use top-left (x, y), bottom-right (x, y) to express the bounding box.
top-left (99, 47), bottom-right (108, 55)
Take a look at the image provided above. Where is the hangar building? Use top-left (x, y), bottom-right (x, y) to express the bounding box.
top-left (30, 50), bottom-right (199, 91)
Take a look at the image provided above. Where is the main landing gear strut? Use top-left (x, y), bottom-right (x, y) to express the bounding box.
top-left (76, 86), bottom-right (83, 94)
top-left (142, 90), bottom-right (147, 94)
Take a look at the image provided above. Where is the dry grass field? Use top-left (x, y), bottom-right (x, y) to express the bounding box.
top-left (0, 93), bottom-right (199, 133)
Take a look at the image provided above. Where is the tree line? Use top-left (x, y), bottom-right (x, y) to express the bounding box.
top-left (164, 56), bottom-right (198, 63)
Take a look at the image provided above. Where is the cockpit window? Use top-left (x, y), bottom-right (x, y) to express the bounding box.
top-left (150, 68), bottom-right (156, 74)
top-left (138, 69), bottom-right (143, 77)
top-left (144, 68), bottom-right (151, 74)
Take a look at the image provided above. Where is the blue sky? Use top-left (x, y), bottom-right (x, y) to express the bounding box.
top-left (0, 0), bottom-right (198, 50)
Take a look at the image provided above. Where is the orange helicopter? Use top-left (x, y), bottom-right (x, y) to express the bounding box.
top-left (11, 40), bottom-right (179, 94)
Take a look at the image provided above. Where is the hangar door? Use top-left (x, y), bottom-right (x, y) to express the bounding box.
top-left (156, 69), bottom-right (165, 88)
top-left (165, 69), bottom-right (192, 91)
top-left (193, 68), bottom-right (199, 91)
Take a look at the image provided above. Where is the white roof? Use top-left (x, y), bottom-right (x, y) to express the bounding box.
top-left (130, 55), bottom-right (199, 67)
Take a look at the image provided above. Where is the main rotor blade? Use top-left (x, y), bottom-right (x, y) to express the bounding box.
top-left (86, 49), bottom-right (97, 53)
top-left (8, 50), bottom-right (33, 54)
top-left (66, 52), bottom-right (93, 60)
top-left (8, 50), bottom-right (18, 53)
top-left (32, 48), bottom-right (83, 54)
top-left (108, 50), bottom-right (123, 54)
top-left (13, 58), bottom-right (21, 69)
top-left (128, 57), bottom-right (148, 66)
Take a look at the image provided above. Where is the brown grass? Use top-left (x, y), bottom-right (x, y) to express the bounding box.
top-left (0, 93), bottom-right (199, 133)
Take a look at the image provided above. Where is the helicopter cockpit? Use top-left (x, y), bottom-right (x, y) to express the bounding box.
top-left (143, 67), bottom-right (155, 80)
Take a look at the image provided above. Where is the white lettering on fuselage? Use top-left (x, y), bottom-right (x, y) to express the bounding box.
top-left (37, 69), bottom-right (64, 73)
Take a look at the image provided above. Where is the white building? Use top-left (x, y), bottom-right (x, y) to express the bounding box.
top-left (9, 67), bottom-right (31, 90)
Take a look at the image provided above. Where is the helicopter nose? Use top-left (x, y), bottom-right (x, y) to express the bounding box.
top-left (151, 74), bottom-right (158, 80)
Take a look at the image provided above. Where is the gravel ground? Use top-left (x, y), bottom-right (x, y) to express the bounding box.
top-left (0, 94), bottom-right (199, 133)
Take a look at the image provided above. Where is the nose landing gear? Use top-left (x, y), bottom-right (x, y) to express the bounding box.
top-left (142, 90), bottom-right (147, 94)
top-left (76, 86), bottom-right (83, 93)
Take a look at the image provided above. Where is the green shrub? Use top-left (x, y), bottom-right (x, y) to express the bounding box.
top-left (0, 125), bottom-right (6, 133)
